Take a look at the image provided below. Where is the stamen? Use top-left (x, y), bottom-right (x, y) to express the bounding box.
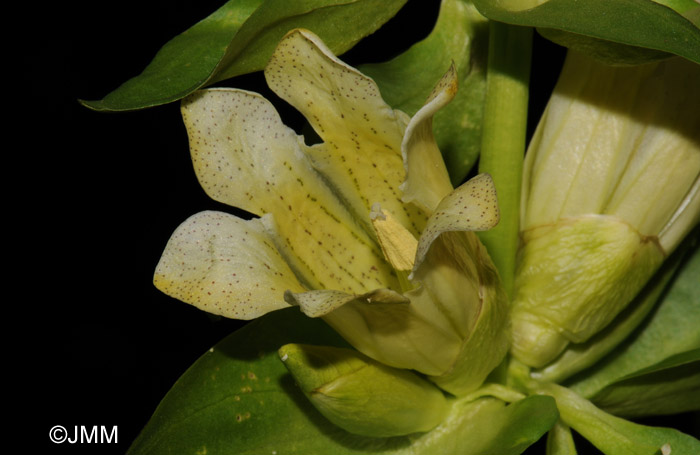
top-left (370, 204), bottom-right (418, 273)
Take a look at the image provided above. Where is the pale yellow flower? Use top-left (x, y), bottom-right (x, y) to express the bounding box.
top-left (154, 29), bottom-right (508, 396)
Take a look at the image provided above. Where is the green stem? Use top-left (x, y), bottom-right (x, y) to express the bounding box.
top-left (477, 22), bottom-right (533, 298)
top-left (529, 381), bottom-right (700, 455)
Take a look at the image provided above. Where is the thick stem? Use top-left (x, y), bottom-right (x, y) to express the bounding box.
top-left (477, 22), bottom-right (533, 298)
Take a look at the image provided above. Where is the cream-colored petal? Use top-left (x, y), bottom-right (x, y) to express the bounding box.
top-left (403, 173), bottom-right (508, 393)
top-left (327, 300), bottom-right (463, 377)
top-left (286, 287), bottom-right (462, 376)
top-left (414, 173), bottom-right (499, 271)
top-left (410, 230), bottom-right (510, 395)
top-left (181, 88), bottom-right (397, 294)
top-left (284, 288), bottom-right (408, 318)
top-left (659, 177), bottom-right (700, 252)
top-left (522, 57), bottom-right (637, 229)
top-left (410, 232), bottom-right (484, 339)
top-left (400, 64), bottom-right (457, 214)
top-left (428, 260), bottom-right (510, 396)
top-left (153, 211), bottom-right (304, 320)
top-left (264, 28), bottom-right (427, 236)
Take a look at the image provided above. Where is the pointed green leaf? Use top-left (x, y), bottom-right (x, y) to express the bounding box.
top-left (589, 350), bottom-right (700, 418)
top-left (127, 307), bottom-right (556, 454)
top-left (472, 0), bottom-right (700, 65)
top-left (81, 0), bottom-right (408, 112)
top-left (359, 0), bottom-right (489, 185)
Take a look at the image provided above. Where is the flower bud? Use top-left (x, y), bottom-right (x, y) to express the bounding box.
top-left (512, 51), bottom-right (700, 368)
top-left (278, 343), bottom-right (449, 437)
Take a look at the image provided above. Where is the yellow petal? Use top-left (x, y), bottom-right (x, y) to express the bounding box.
top-left (264, 28), bottom-right (428, 236)
top-left (408, 173), bottom-right (501, 348)
top-left (181, 88), bottom-right (397, 294)
top-left (408, 230), bottom-right (509, 395)
top-left (414, 173), bottom-right (499, 272)
top-left (401, 173), bottom-right (508, 393)
top-left (410, 232), bottom-right (484, 339)
top-left (400, 63), bottom-right (457, 214)
top-left (284, 287), bottom-right (408, 318)
top-left (153, 211), bottom-right (304, 320)
top-left (287, 287), bottom-right (462, 376)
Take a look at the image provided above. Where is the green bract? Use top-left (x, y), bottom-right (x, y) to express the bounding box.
top-left (278, 344), bottom-right (449, 437)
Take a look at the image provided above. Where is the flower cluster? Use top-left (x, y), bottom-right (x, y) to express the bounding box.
top-left (152, 28), bottom-right (700, 442)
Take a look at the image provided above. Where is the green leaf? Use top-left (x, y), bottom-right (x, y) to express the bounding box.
top-left (569, 240), bottom-right (700, 399)
top-left (127, 307), bottom-right (556, 454)
top-left (589, 349), bottom-right (700, 418)
top-left (358, 0), bottom-right (489, 186)
top-left (536, 382), bottom-right (700, 455)
top-left (471, 0), bottom-right (700, 65)
top-left (125, 308), bottom-right (366, 455)
top-left (81, 0), bottom-right (407, 112)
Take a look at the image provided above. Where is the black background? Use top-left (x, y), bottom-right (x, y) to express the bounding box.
top-left (29, 0), bottom-right (696, 453)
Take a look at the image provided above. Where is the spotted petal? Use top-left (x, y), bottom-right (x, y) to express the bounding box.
top-left (264, 28), bottom-right (428, 236)
top-left (153, 211), bottom-right (304, 320)
top-left (400, 63), bottom-right (457, 214)
top-left (284, 288), bottom-right (408, 318)
top-left (414, 173), bottom-right (499, 271)
top-left (181, 88), bottom-right (397, 294)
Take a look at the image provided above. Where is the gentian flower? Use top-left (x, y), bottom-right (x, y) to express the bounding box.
top-left (511, 51), bottom-right (700, 368)
top-left (154, 28), bottom-right (508, 407)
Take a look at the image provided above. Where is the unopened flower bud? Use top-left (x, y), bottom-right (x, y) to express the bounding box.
top-left (512, 51), bottom-right (700, 368)
top-left (278, 343), bottom-right (449, 437)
